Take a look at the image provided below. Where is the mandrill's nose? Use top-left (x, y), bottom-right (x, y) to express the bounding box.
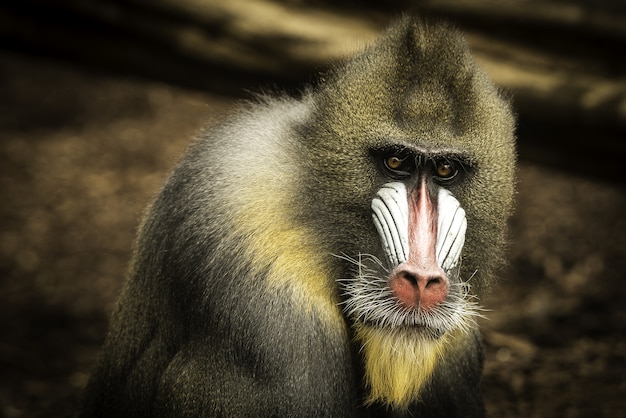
top-left (389, 262), bottom-right (449, 310)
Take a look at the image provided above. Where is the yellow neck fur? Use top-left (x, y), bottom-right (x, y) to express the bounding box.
top-left (356, 324), bottom-right (450, 410)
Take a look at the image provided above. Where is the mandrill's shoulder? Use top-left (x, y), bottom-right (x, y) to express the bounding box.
top-left (196, 93), bottom-right (314, 157)
top-left (162, 93), bottom-right (316, 206)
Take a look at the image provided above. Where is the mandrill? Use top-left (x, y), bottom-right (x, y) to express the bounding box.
top-left (79, 16), bottom-right (516, 418)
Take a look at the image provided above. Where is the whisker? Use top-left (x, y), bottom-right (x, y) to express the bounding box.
top-left (336, 253), bottom-right (484, 335)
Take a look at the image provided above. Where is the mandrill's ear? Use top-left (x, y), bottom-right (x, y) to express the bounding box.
top-left (79, 16), bottom-right (515, 418)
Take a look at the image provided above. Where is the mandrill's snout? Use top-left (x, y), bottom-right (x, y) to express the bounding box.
top-left (372, 180), bottom-right (466, 310)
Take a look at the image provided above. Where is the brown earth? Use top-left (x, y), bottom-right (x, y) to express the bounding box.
top-left (1, 51), bottom-right (625, 418)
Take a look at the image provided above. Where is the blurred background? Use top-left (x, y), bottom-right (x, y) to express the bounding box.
top-left (0, 1), bottom-right (624, 417)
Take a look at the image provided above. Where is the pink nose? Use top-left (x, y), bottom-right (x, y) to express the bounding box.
top-left (389, 262), bottom-right (449, 310)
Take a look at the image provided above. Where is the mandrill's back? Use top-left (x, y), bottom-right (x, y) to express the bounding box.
top-left (79, 16), bottom-right (515, 418)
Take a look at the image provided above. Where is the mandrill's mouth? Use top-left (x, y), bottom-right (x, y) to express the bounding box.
top-left (363, 318), bottom-right (448, 340)
top-left (336, 254), bottom-right (483, 338)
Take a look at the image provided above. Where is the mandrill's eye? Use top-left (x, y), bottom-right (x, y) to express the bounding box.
top-left (433, 160), bottom-right (459, 183)
top-left (386, 156), bottom-right (403, 170)
top-left (383, 154), bottom-right (414, 178)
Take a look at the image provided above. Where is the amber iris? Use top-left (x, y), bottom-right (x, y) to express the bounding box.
top-left (386, 156), bottom-right (403, 170)
top-left (435, 162), bottom-right (456, 179)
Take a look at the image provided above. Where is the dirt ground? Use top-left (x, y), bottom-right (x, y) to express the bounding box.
top-left (1, 51), bottom-right (625, 418)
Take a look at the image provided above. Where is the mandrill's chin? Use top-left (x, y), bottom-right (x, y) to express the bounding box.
top-left (354, 322), bottom-right (455, 409)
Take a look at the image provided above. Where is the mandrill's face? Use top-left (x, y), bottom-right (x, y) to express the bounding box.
top-left (339, 150), bottom-right (480, 340)
top-left (327, 144), bottom-right (486, 409)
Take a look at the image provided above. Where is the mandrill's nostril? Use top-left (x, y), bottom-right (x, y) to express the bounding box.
top-left (425, 275), bottom-right (444, 289)
top-left (401, 271), bottom-right (418, 286)
top-left (399, 271), bottom-right (445, 291)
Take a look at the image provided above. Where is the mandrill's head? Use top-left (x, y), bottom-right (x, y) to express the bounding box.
top-left (298, 18), bottom-right (516, 408)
